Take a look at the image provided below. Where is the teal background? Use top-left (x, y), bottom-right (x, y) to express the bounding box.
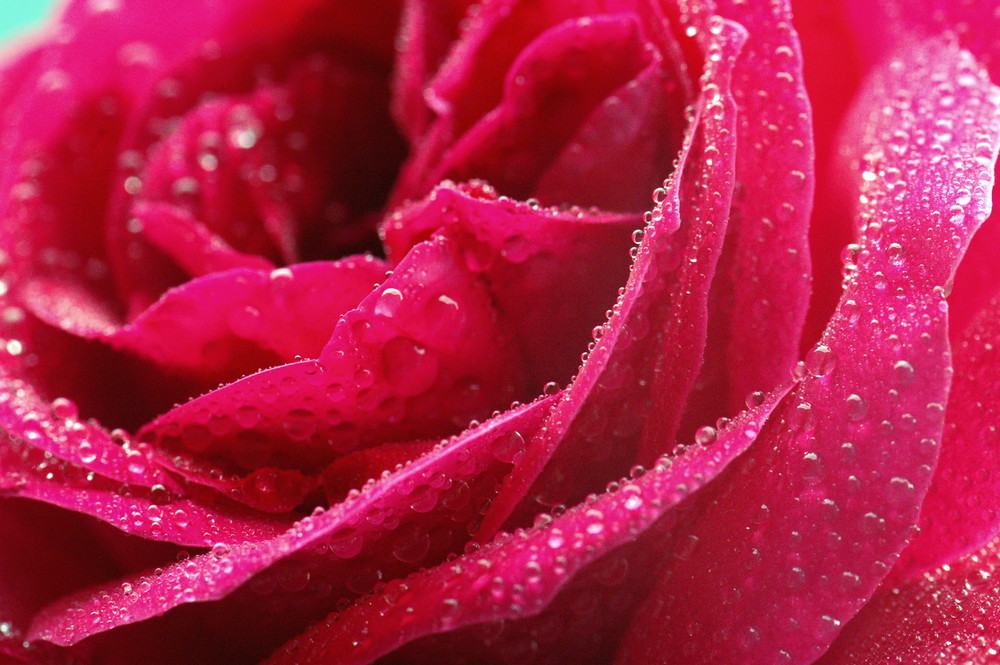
top-left (0, 1), bottom-right (58, 43)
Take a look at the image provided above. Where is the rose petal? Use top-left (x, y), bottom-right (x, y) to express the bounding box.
top-left (838, 0), bottom-right (1000, 343)
top-left (1, 0), bottom-right (395, 312)
top-left (261, 382), bottom-right (788, 665)
top-left (133, 202), bottom-right (276, 278)
top-left (117, 55), bottom-right (404, 313)
top-left (676, 0), bottom-right (814, 436)
top-left (0, 0), bottom-right (402, 425)
top-left (138, 236), bottom-right (528, 510)
top-left (532, 60), bottom-right (682, 212)
top-left (426, 14), bottom-right (656, 205)
top-left (893, 296), bottom-right (1000, 578)
top-left (614, 38), bottom-right (1000, 665)
top-left (28, 396), bottom-right (554, 647)
top-left (390, 0), bottom-right (665, 206)
top-left (0, 372), bottom-right (289, 547)
top-left (818, 535), bottom-right (1000, 665)
top-left (477, 13), bottom-right (744, 537)
top-left (22, 257), bottom-right (384, 382)
top-left (790, 0), bottom-right (864, 347)
top-left (391, 0), bottom-right (478, 141)
top-left (383, 181), bottom-right (637, 389)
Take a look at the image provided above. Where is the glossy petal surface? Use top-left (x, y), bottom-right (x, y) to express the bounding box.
top-left (819, 535), bottom-right (1000, 665)
top-left (479, 13), bottom-right (743, 537)
top-left (614, 38), bottom-right (1000, 665)
top-left (383, 181), bottom-right (637, 388)
top-left (263, 384), bottom-right (788, 665)
top-left (28, 397), bottom-right (554, 647)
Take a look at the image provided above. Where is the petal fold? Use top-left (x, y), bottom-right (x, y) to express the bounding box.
top-left (614, 38), bottom-right (1000, 665)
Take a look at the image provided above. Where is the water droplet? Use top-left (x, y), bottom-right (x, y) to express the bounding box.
top-left (78, 441), bottom-right (97, 464)
top-left (50, 397), bottom-right (78, 420)
top-left (805, 344), bottom-right (836, 377)
top-left (375, 288), bottom-right (404, 318)
top-left (893, 360), bottom-right (915, 385)
top-left (845, 394), bottom-right (867, 421)
top-left (694, 425), bottom-right (717, 445)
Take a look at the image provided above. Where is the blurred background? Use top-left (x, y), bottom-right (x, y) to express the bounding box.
top-left (0, 1), bottom-right (56, 43)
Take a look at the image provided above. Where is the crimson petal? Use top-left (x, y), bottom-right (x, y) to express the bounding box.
top-left (426, 14), bottom-right (655, 206)
top-left (27, 396), bottom-right (554, 648)
top-left (391, 0), bottom-right (475, 141)
top-left (391, 0), bottom-right (663, 206)
top-left (0, 377), bottom-right (288, 547)
top-left (133, 202), bottom-right (276, 278)
top-left (676, 0), bottom-right (814, 436)
top-left (261, 382), bottom-right (787, 665)
top-left (383, 181), bottom-right (637, 389)
top-left (23, 257), bottom-right (385, 381)
top-left (614, 38), bottom-right (1000, 665)
top-left (818, 535), bottom-right (1000, 665)
top-left (894, 298), bottom-right (1000, 577)
top-left (477, 13), bottom-right (744, 537)
top-left (138, 236), bottom-right (528, 511)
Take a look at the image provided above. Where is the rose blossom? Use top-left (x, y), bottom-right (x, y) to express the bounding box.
top-left (1, 0), bottom-right (1000, 664)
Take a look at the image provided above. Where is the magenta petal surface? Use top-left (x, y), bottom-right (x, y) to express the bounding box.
top-left (427, 14), bottom-right (654, 205)
top-left (818, 535), bottom-right (1000, 665)
top-left (478, 15), bottom-right (744, 537)
top-left (27, 397), bottom-right (554, 647)
top-left (0, 376), bottom-right (288, 546)
top-left (894, 297), bottom-right (1000, 577)
top-left (24, 258), bottom-right (385, 380)
top-left (391, 0), bottom-right (473, 141)
top-left (138, 236), bottom-right (528, 509)
top-left (135, 202), bottom-right (276, 278)
top-left (614, 38), bottom-right (1000, 665)
top-left (261, 385), bottom-right (788, 665)
top-left (390, 0), bottom-right (660, 207)
top-left (677, 0), bottom-right (813, 434)
top-left (383, 181), bottom-right (637, 388)
top-left (532, 60), bottom-right (678, 212)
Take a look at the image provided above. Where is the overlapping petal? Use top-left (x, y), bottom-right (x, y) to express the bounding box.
top-left (478, 10), bottom-right (743, 537)
top-left (676, 0), bottom-right (814, 436)
top-left (383, 181), bottom-right (637, 388)
top-left (819, 535), bottom-right (1000, 665)
top-left (263, 382), bottom-right (788, 665)
top-left (615, 37), bottom-right (1000, 665)
top-left (137, 236), bottom-right (528, 511)
top-left (27, 396), bottom-right (555, 649)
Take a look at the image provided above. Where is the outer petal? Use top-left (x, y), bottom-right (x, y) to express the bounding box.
top-left (838, 0), bottom-right (1000, 342)
top-left (477, 14), bottom-right (744, 537)
top-left (0, 374), bottom-right (289, 546)
top-left (818, 535), bottom-right (1000, 665)
top-left (27, 397), bottom-right (553, 649)
top-left (138, 236), bottom-right (529, 511)
top-left (893, 297), bottom-right (1000, 577)
top-left (676, 0), bottom-right (814, 436)
top-left (614, 39), bottom-right (1000, 665)
top-left (261, 384), bottom-right (788, 665)
top-left (383, 181), bottom-right (637, 389)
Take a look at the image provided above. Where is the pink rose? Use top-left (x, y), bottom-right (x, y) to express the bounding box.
top-left (2, 1), bottom-right (1000, 664)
